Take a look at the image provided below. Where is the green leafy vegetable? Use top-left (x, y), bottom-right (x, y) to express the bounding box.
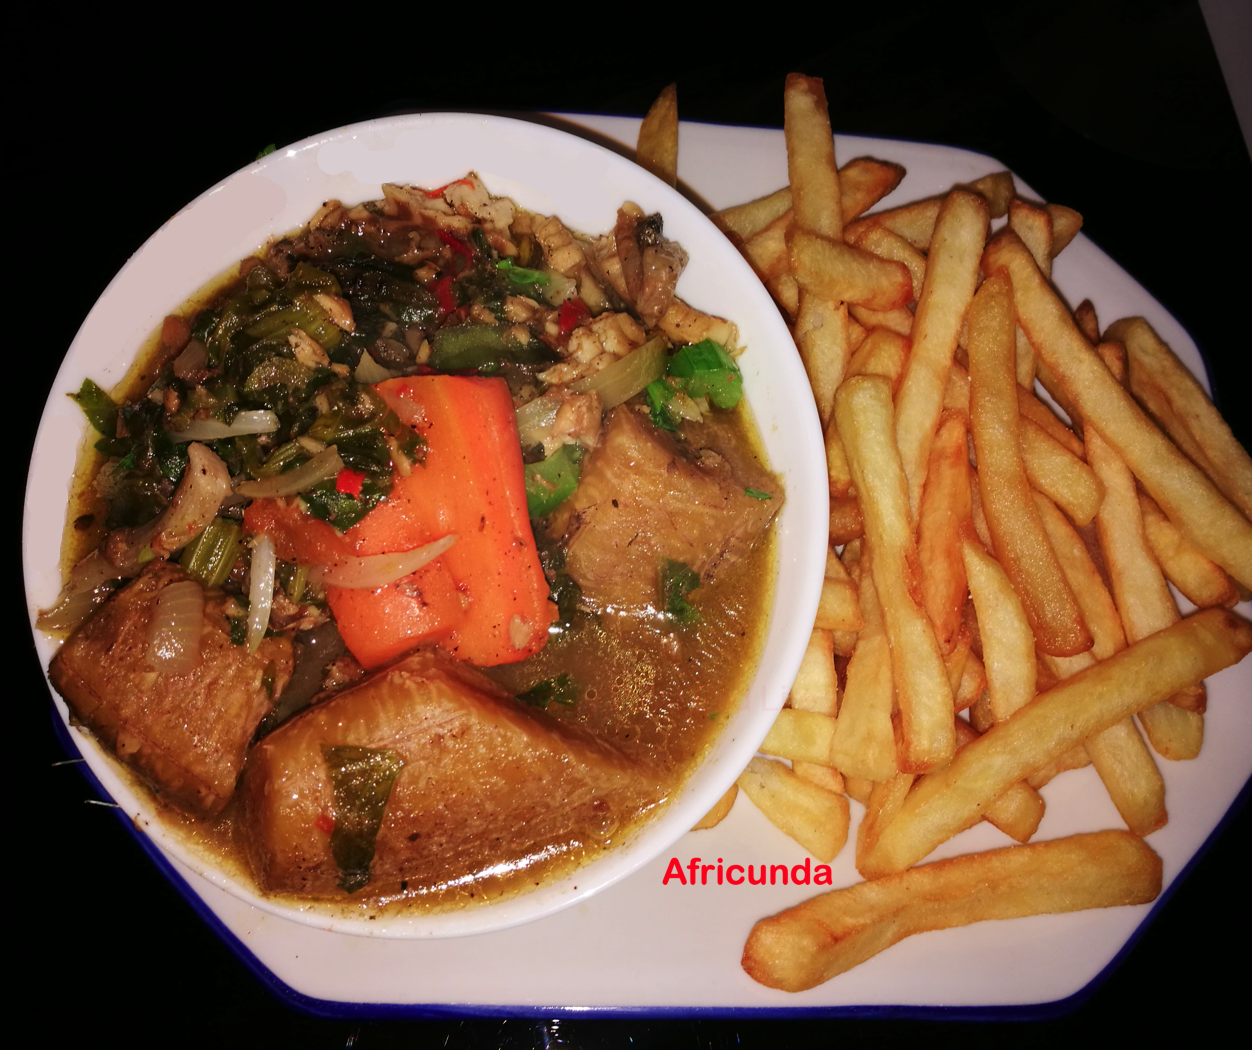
top-left (322, 745), bottom-right (405, 894)
top-left (70, 379), bottom-right (118, 438)
top-left (496, 259), bottom-right (551, 287)
top-left (667, 340), bottom-right (743, 409)
top-left (256, 143), bottom-right (277, 159)
top-left (744, 487), bottom-right (773, 501)
top-left (660, 559), bottom-right (701, 624)
top-left (644, 378), bottom-right (678, 431)
top-left (524, 445), bottom-right (582, 517)
top-left (429, 323), bottom-right (554, 372)
top-left (517, 673), bottom-right (580, 709)
top-left (179, 517), bottom-right (243, 588)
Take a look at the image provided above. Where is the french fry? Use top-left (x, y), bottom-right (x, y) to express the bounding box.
top-left (829, 541), bottom-right (898, 782)
top-left (742, 211), bottom-right (791, 282)
top-left (692, 784), bottom-right (738, 831)
top-left (738, 757), bottom-right (850, 863)
top-left (961, 537), bottom-right (1037, 722)
top-left (829, 494), bottom-right (864, 546)
top-left (1085, 343), bottom-right (1206, 725)
top-left (917, 411), bottom-right (973, 653)
top-left (786, 630), bottom-right (839, 716)
top-left (1106, 316), bottom-right (1252, 520)
top-left (837, 157), bottom-right (906, 222)
top-left (815, 549), bottom-right (864, 633)
top-left (847, 327), bottom-right (910, 390)
top-left (636, 83), bottom-right (678, 187)
top-left (984, 230), bottom-right (1252, 588)
top-left (793, 761), bottom-right (845, 796)
top-left (1008, 198), bottom-right (1053, 278)
top-left (848, 303), bottom-right (913, 337)
top-left (710, 187), bottom-right (793, 243)
top-left (762, 708), bottom-right (838, 763)
top-left (1139, 492), bottom-right (1239, 608)
top-left (953, 718), bottom-right (1045, 843)
top-left (966, 268), bottom-right (1092, 656)
top-left (1047, 203), bottom-right (1083, 257)
top-left (844, 197), bottom-right (941, 250)
top-left (835, 375), bottom-right (955, 771)
top-left (854, 225), bottom-right (927, 301)
top-left (1074, 298), bottom-right (1101, 344)
top-left (964, 171), bottom-right (1016, 218)
top-left (790, 230), bottom-right (913, 311)
top-left (1018, 386), bottom-right (1085, 457)
top-left (824, 420), bottom-right (854, 498)
top-left (785, 73), bottom-right (842, 241)
top-left (794, 295), bottom-right (850, 429)
top-left (1019, 416), bottom-right (1105, 526)
top-left (743, 831), bottom-right (1161, 992)
top-left (894, 190), bottom-right (988, 518)
top-left (857, 608), bottom-right (1252, 878)
top-left (856, 771), bottom-right (915, 873)
top-left (953, 649), bottom-right (987, 713)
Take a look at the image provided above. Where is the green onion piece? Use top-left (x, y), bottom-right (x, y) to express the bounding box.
top-left (243, 356), bottom-right (316, 397)
top-left (244, 297), bottom-right (342, 349)
top-left (496, 259), bottom-right (551, 287)
top-left (744, 487), bottom-right (773, 500)
top-left (179, 517), bottom-right (244, 588)
top-left (570, 336), bottom-right (667, 408)
top-left (322, 745), bottom-right (404, 894)
top-left (256, 143), bottom-right (276, 159)
top-left (667, 339), bottom-right (743, 409)
top-left (69, 379), bottom-right (118, 437)
top-left (660, 558), bottom-right (701, 624)
top-left (524, 445), bottom-right (582, 518)
top-left (645, 379), bottom-right (678, 431)
top-left (517, 673), bottom-right (580, 709)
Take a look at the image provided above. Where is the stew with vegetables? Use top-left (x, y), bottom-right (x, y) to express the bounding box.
top-left (42, 174), bottom-right (783, 913)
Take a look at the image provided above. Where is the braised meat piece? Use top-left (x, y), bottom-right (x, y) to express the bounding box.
top-left (552, 406), bottom-right (782, 612)
top-left (241, 649), bottom-right (659, 898)
top-left (49, 561), bottom-right (292, 817)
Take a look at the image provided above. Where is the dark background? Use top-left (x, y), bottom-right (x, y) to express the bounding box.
top-left (18, 1), bottom-right (1250, 1045)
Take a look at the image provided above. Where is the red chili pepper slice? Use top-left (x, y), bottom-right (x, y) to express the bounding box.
top-left (335, 468), bottom-right (366, 497)
top-left (558, 298), bottom-right (591, 337)
top-left (314, 813), bottom-right (335, 834)
top-left (421, 178), bottom-right (475, 199)
top-left (432, 273), bottom-right (457, 314)
top-left (437, 228), bottom-right (476, 265)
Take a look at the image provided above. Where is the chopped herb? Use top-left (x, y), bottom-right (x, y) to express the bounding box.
top-left (667, 340), bottom-right (743, 409)
top-left (744, 487), bottom-right (773, 500)
top-left (517, 673), bottom-right (580, 709)
top-left (256, 143), bottom-right (277, 160)
top-left (496, 259), bottom-right (550, 287)
top-left (660, 558), bottom-right (701, 624)
top-left (644, 378), bottom-right (678, 431)
top-left (524, 444), bottom-right (582, 518)
top-left (322, 745), bottom-right (404, 894)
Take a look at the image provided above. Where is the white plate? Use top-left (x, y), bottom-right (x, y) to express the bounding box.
top-left (26, 113), bottom-right (1252, 1014)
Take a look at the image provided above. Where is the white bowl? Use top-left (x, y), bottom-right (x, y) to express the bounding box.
top-left (23, 113), bottom-right (827, 938)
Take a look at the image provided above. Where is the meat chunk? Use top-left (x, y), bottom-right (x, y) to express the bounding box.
top-left (48, 561), bottom-right (292, 816)
top-left (241, 650), bottom-right (658, 899)
top-left (553, 407), bottom-right (782, 611)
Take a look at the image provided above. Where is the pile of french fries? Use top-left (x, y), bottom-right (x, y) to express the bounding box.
top-left (637, 76), bottom-right (1252, 992)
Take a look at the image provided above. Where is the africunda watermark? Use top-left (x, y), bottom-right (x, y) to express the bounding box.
top-left (662, 856), bottom-right (834, 886)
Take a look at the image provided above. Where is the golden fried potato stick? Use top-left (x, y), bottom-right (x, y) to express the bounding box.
top-left (829, 542), bottom-right (898, 782)
top-left (815, 548), bottom-right (865, 633)
top-left (829, 495), bottom-right (864, 546)
top-left (710, 187), bottom-right (792, 243)
top-left (1106, 316), bottom-right (1252, 520)
top-left (917, 411), bottom-right (973, 653)
top-left (1009, 199), bottom-right (1053, 278)
top-left (762, 708), bottom-right (839, 763)
top-left (836, 376), bottom-right (955, 772)
top-left (738, 757), bottom-right (850, 862)
top-left (894, 189), bottom-right (988, 518)
top-left (793, 761), bottom-right (845, 796)
top-left (795, 295), bottom-right (851, 429)
top-left (848, 327), bottom-right (910, 389)
top-left (786, 630), bottom-right (839, 716)
top-left (1139, 492), bottom-right (1239, 609)
top-left (1047, 203), bottom-right (1084, 258)
top-left (854, 225), bottom-right (927, 301)
top-left (952, 718), bottom-right (1044, 843)
top-left (692, 784), bottom-right (738, 831)
top-left (857, 607), bottom-right (1251, 878)
top-left (785, 73), bottom-right (843, 241)
top-left (1085, 342), bottom-right (1206, 727)
top-left (843, 171), bottom-right (1014, 248)
top-left (848, 303), bottom-right (913, 337)
top-left (636, 83), bottom-right (678, 187)
top-left (966, 268), bottom-right (1091, 656)
top-left (790, 230), bottom-right (914, 311)
top-left (1018, 386), bottom-right (1085, 457)
top-left (961, 537), bottom-right (1037, 722)
top-left (984, 230), bottom-right (1252, 589)
top-left (743, 830), bottom-right (1161, 991)
top-left (1019, 416), bottom-right (1104, 527)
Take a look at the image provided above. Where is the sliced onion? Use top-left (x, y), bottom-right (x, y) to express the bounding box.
top-left (515, 391), bottom-right (562, 449)
top-left (247, 534), bottom-right (276, 652)
top-left (169, 410), bottom-right (280, 442)
top-left (147, 579), bottom-right (204, 673)
top-left (354, 349), bottom-right (399, 384)
top-left (235, 446), bottom-right (345, 499)
top-left (315, 535), bottom-right (457, 589)
top-left (569, 336), bottom-right (667, 408)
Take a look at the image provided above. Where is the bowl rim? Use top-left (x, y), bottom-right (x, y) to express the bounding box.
top-left (23, 110), bottom-right (827, 938)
